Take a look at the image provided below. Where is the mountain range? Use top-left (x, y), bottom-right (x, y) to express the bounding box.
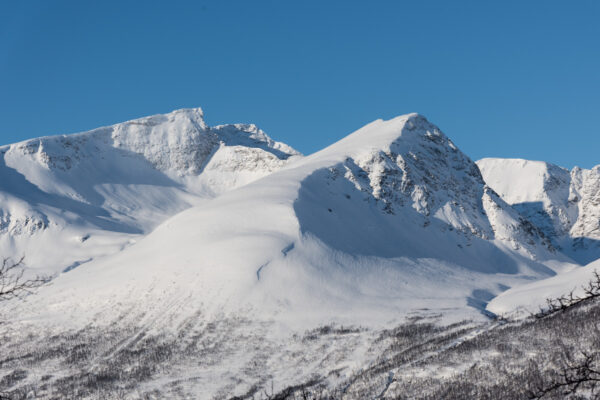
top-left (0, 108), bottom-right (598, 398)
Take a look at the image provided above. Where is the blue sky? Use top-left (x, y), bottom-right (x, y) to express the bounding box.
top-left (1, 1), bottom-right (598, 168)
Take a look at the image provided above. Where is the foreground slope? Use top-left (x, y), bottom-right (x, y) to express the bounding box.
top-left (487, 257), bottom-right (600, 316)
top-left (0, 108), bottom-right (299, 275)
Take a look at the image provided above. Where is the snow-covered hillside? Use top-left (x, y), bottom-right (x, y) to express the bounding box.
top-left (0, 108), bottom-right (300, 275)
top-left (2, 113), bottom-right (579, 334)
top-left (478, 158), bottom-right (600, 264)
top-left (0, 110), bottom-right (597, 398)
top-left (487, 257), bottom-right (600, 317)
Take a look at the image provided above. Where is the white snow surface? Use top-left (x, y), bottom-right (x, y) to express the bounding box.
top-left (478, 158), bottom-right (600, 264)
top-left (2, 112), bottom-right (581, 334)
top-left (0, 108), bottom-right (300, 275)
top-left (487, 258), bottom-right (599, 317)
top-left (477, 157), bottom-right (600, 317)
top-left (3, 109), bottom-right (599, 397)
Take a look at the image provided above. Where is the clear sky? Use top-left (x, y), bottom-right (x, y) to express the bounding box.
top-left (1, 1), bottom-right (598, 168)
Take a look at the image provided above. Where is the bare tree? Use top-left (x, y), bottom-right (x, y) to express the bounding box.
top-left (535, 269), bottom-right (600, 319)
top-left (529, 351), bottom-right (600, 399)
top-left (527, 271), bottom-right (600, 399)
top-left (0, 257), bottom-right (48, 301)
top-left (0, 257), bottom-right (47, 400)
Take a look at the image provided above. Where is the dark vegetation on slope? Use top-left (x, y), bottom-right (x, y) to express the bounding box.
top-left (0, 257), bottom-right (47, 400)
top-left (258, 276), bottom-right (600, 400)
top-left (0, 272), bottom-right (599, 399)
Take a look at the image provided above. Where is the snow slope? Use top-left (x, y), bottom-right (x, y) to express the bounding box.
top-left (487, 257), bottom-right (600, 316)
top-left (0, 108), bottom-right (300, 275)
top-left (6, 114), bottom-right (576, 333)
top-left (478, 158), bottom-right (600, 264)
top-left (1, 110), bottom-right (595, 398)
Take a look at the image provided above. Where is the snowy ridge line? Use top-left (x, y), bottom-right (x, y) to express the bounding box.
top-left (0, 107), bottom-right (301, 276)
top-left (3, 111), bottom-right (577, 329)
top-left (0, 107), bottom-right (598, 398)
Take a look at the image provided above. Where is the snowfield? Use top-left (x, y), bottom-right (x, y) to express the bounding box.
top-left (0, 108), bottom-right (598, 398)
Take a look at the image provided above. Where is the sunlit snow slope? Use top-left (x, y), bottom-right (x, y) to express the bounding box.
top-left (7, 113), bottom-right (580, 332)
top-left (487, 258), bottom-right (600, 316)
top-left (0, 108), bottom-right (300, 275)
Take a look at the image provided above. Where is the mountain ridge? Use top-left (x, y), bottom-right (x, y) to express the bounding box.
top-left (1, 108), bottom-right (599, 398)
top-left (3, 111), bottom-right (574, 327)
top-left (0, 107), bottom-right (300, 275)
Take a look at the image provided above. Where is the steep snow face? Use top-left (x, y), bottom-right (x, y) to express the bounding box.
top-left (107, 108), bottom-right (214, 174)
top-left (340, 116), bottom-right (489, 234)
top-left (0, 108), bottom-right (300, 274)
top-left (477, 158), bottom-right (600, 264)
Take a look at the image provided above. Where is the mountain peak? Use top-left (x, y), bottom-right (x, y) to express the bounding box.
top-left (0, 109), bottom-right (587, 398)
top-left (312, 113), bottom-right (441, 162)
top-left (89, 107), bottom-right (208, 137)
top-left (2, 107), bottom-right (301, 176)
top-left (0, 107), bottom-right (302, 274)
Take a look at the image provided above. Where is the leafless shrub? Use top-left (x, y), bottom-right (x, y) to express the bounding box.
top-left (529, 351), bottom-right (600, 399)
top-left (535, 269), bottom-right (600, 319)
top-left (0, 257), bottom-right (48, 301)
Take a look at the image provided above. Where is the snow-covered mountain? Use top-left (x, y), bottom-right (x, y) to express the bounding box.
top-left (2, 112), bottom-right (577, 327)
top-left (0, 109), bottom-right (596, 398)
top-left (0, 108), bottom-right (300, 275)
top-left (478, 158), bottom-right (600, 264)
